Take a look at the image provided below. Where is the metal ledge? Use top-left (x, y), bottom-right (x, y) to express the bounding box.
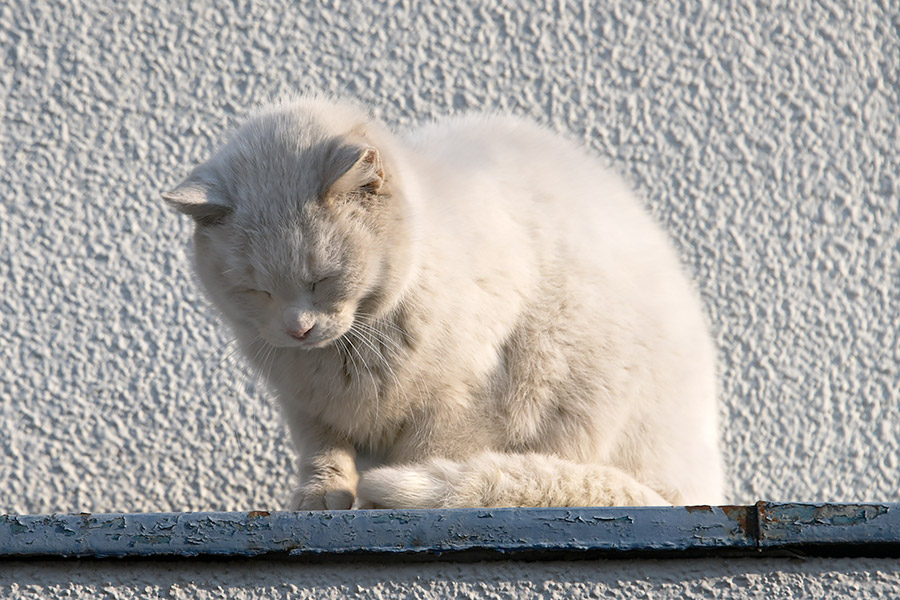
top-left (2, 503), bottom-right (899, 561)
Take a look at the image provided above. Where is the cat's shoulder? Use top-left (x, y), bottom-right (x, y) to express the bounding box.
top-left (409, 112), bottom-right (554, 141)
top-left (403, 112), bottom-right (582, 165)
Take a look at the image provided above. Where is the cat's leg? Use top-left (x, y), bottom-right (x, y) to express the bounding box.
top-left (288, 422), bottom-right (359, 511)
top-left (355, 451), bottom-right (668, 509)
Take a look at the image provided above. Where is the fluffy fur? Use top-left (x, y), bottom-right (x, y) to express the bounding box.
top-left (163, 96), bottom-right (724, 509)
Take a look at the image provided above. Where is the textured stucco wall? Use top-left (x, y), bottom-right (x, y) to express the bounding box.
top-left (2, 0), bottom-right (899, 596)
top-left (4, 557), bottom-right (900, 599)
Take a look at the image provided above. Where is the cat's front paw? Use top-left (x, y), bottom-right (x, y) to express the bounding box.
top-left (289, 484), bottom-right (356, 510)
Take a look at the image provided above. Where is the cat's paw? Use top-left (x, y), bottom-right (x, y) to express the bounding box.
top-left (289, 484), bottom-right (356, 511)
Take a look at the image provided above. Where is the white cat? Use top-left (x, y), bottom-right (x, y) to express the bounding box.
top-left (163, 96), bottom-right (724, 509)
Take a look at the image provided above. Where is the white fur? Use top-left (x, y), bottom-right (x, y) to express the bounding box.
top-left (165, 96), bottom-right (724, 509)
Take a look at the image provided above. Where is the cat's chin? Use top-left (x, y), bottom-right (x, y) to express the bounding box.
top-left (266, 334), bottom-right (340, 351)
top-left (302, 338), bottom-right (339, 350)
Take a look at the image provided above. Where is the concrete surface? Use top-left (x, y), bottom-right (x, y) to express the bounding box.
top-left (2, 0), bottom-right (899, 596)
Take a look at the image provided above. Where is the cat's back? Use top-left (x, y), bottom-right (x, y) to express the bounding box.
top-left (404, 113), bottom-right (589, 187)
top-left (398, 111), bottom-right (709, 371)
top-left (403, 113), bottom-right (677, 285)
top-left (406, 113), bottom-right (651, 224)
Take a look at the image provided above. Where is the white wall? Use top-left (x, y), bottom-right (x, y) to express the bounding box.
top-left (3, 557), bottom-right (900, 599)
top-left (1, 0), bottom-right (899, 595)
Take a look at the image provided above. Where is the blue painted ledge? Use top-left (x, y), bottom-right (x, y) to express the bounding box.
top-left (1, 503), bottom-right (898, 560)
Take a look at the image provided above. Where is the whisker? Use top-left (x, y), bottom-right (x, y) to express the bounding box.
top-left (353, 317), bottom-right (429, 408)
top-left (346, 327), bottom-right (378, 420)
top-left (236, 336), bottom-right (269, 456)
top-left (253, 341), bottom-right (281, 446)
top-left (346, 327), bottom-right (381, 427)
top-left (347, 320), bottom-right (424, 431)
top-left (352, 320), bottom-right (405, 354)
top-left (356, 312), bottom-right (413, 340)
top-left (195, 337), bottom-right (239, 387)
top-left (335, 336), bottom-right (357, 390)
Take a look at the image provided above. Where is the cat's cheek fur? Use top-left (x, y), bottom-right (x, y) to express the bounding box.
top-left (190, 230), bottom-right (256, 334)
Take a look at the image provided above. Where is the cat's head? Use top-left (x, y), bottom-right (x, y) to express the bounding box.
top-left (162, 98), bottom-right (416, 350)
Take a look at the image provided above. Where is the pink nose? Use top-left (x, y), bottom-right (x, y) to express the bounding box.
top-left (287, 325), bottom-right (314, 340)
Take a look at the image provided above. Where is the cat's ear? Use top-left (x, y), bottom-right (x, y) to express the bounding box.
top-left (324, 145), bottom-right (386, 197)
top-left (162, 176), bottom-right (232, 226)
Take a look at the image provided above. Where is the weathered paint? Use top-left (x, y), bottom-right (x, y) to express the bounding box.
top-left (4, 504), bottom-right (899, 560)
top-left (758, 502), bottom-right (900, 548)
top-left (0, 506), bottom-right (753, 559)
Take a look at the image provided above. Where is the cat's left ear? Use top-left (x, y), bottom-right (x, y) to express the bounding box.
top-left (162, 176), bottom-right (232, 226)
top-left (324, 145), bottom-right (386, 197)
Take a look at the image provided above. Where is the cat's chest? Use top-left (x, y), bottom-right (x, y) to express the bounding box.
top-left (265, 343), bottom-right (407, 445)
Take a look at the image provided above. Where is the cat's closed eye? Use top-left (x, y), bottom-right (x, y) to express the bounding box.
top-left (242, 288), bottom-right (272, 298)
top-left (310, 277), bottom-right (331, 293)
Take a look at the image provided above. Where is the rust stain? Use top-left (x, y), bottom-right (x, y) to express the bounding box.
top-left (685, 505), bottom-right (713, 513)
top-left (248, 511), bottom-right (270, 518)
top-left (722, 505), bottom-right (756, 538)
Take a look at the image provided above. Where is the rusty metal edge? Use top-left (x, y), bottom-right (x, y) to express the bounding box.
top-left (6, 504), bottom-right (900, 561)
top-left (1, 506), bottom-right (754, 560)
top-left (757, 502), bottom-right (900, 552)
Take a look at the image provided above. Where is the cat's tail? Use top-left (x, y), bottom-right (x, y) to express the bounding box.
top-left (355, 451), bottom-right (669, 509)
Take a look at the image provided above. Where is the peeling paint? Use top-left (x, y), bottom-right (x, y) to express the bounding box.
top-left (758, 503), bottom-right (900, 547)
top-left (0, 506), bottom-right (757, 559)
top-left (5, 504), bottom-right (898, 560)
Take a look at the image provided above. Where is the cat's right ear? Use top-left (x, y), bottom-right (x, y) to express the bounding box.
top-left (323, 145), bottom-right (386, 197)
top-left (162, 177), bottom-right (232, 226)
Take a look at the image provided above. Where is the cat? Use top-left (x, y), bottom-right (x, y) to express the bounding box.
top-left (162, 96), bottom-right (724, 509)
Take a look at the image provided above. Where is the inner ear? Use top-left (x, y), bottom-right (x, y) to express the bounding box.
top-left (324, 145), bottom-right (385, 197)
top-left (162, 177), bottom-right (233, 226)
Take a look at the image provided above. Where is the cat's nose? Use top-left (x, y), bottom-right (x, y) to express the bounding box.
top-left (283, 308), bottom-right (316, 340)
top-left (287, 325), bottom-right (314, 340)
